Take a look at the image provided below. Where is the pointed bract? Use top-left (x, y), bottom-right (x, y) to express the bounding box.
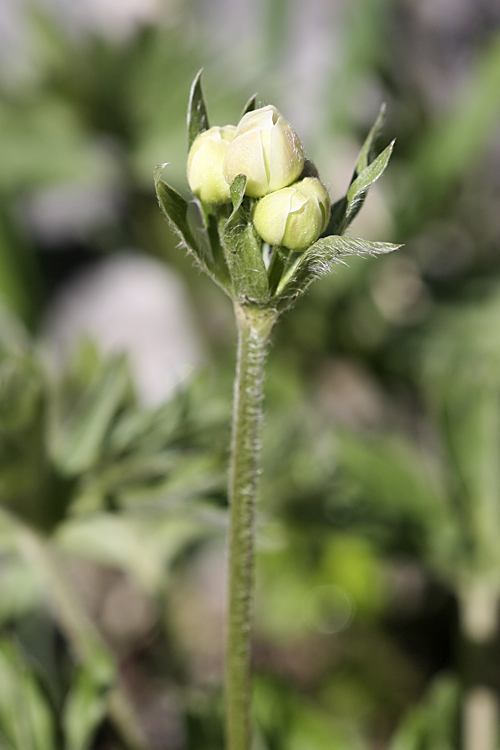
top-left (187, 70), bottom-right (210, 150)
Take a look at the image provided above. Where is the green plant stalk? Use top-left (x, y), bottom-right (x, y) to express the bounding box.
top-left (226, 303), bottom-right (277, 750)
top-left (15, 522), bottom-right (149, 750)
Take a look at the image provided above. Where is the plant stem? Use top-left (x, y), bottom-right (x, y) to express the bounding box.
top-left (226, 303), bottom-right (277, 750)
top-left (15, 522), bottom-right (150, 750)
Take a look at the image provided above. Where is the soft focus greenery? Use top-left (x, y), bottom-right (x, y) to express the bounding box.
top-left (1, 0), bottom-right (500, 748)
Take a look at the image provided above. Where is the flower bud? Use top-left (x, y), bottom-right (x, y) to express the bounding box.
top-left (253, 177), bottom-right (331, 252)
top-left (223, 105), bottom-right (304, 198)
top-left (187, 125), bottom-right (236, 204)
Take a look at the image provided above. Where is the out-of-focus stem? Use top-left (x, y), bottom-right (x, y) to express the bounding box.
top-left (225, 303), bottom-right (277, 750)
top-left (460, 580), bottom-right (499, 750)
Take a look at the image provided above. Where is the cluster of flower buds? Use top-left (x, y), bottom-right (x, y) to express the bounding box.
top-left (187, 104), bottom-right (331, 252)
top-left (155, 72), bottom-right (398, 312)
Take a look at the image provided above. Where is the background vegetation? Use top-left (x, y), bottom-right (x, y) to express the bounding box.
top-left (1, 0), bottom-right (500, 747)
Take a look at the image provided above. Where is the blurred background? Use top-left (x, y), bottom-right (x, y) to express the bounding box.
top-left (1, 0), bottom-right (500, 748)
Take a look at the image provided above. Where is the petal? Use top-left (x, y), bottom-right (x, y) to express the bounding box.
top-left (253, 188), bottom-right (294, 246)
top-left (224, 129), bottom-right (269, 197)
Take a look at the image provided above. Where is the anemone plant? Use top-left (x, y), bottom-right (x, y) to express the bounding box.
top-left (154, 70), bottom-right (399, 750)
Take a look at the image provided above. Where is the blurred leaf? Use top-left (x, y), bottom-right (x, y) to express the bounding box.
top-left (388, 675), bottom-right (459, 750)
top-left (256, 548), bottom-right (316, 639)
top-left (320, 534), bottom-right (384, 616)
top-left (422, 293), bottom-right (500, 573)
top-left (187, 69), bottom-right (209, 150)
top-left (55, 513), bottom-right (208, 593)
top-left (0, 557), bottom-right (42, 624)
top-left (288, 703), bottom-right (359, 750)
top-left (337, 431), bottom-right (444, 520)
top-left (0, 638), bottom-right (55, 750)
top-left (107, 392), bottom-right (187, 454)
top-left (415, 34), bottom-right (500, 193)
top-left (0, 302), bottom-right (32, 358)
top-left (0, 218), bottom-right (33, 322)
top-left (0, 349), bottom-right (42, 433)
top-left (0, 98), bottom-right (114, 192)
top-left (63, 670), bottom-right (107, 750)
top-left (65, 337), bottom-right (104, 390)
top-left (49, 355), bottom-right (131, 476)
top-left (117, 453), bottom-right (225, 509)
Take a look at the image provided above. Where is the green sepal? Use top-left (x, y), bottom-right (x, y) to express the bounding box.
top-left (240, 94), bottom-right (258, 119)
top-left (199, 202), bottom-right (231, 287)
top-left (154, 165), bottom-right (231, 293)
top-left (326, 195), bottom-right (348, 237)
top-left (154, 164), bottom-right (201, 256)
top-left (275, 235), bottom-right (401, 310)
top-left (229, 174), bottom-right (247, 215)
top-left (267, 246), bottom-right (286, 296)
top-left (221, 176), bottom-right (270, 305)
top-left (299, 158), bottom-right (320, 180)
top-left (187, 69), bottom-right (209, 150)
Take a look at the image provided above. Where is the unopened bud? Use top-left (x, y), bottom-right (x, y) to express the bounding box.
top-left (223, 105), bottom-right (304, 198)
top-left (253, 177), bottom-right (330, 252)
top-left (187, 126), bottom-right (236, 204)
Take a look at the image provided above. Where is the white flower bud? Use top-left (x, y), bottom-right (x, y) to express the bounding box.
top-left (223, 105), bottom-right (304, 198)
top-left (187, 126), bottom-right (236, 204)
top-left (253, 177), bottom-right (331, 252)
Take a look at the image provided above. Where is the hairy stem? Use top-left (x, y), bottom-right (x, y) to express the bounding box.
top-left (226, 303), bottom-right (277, 750)
top-left (15, 522), bottom-right (149, 750)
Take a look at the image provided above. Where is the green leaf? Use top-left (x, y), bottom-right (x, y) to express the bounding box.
top-left (187, 69), bottom-right (209, 150)
top-left (0, 638), bottom-right (56, 750)
top-left (276, 235), bottom-right (400, 310)
top-left (220, 176), bottom-right (269, 305)
top-left (324, 105), bottom-right (390, 236)
top-left (63, 670), bottom-right (107, 750)
top-left (346, 139), bottom-right (395, 223)
top-left (240, 94), bottom-right (257, 119)
top-left (347, 141), bottom-right (395, 210)
top-left (355, 102), bottom-right (386, 174)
